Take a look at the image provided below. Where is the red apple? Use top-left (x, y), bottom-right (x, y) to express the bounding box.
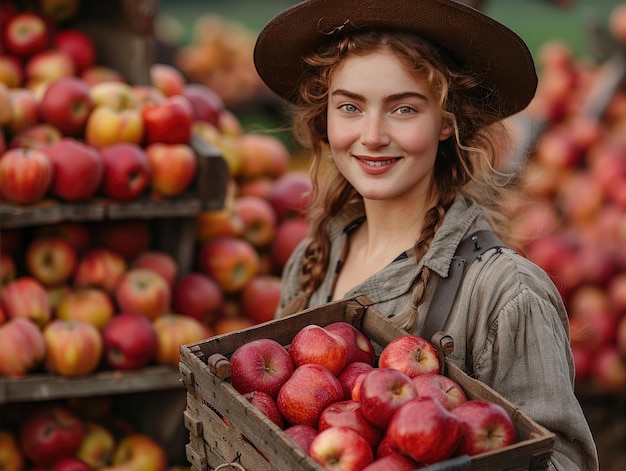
top-left (378, 334), bottom-right (440, 378)
top-left (243, 390), bottom-right (285, 429)
top-left (172, 272), bottom-right (224, 324)
top-left (283, 424), bottom-right (318, 455)
top-left (80, 65), bottom-right (125, 87)
top-left (451, 399), bottom-right (516, 456)
top-left (0, 54), bottom-right (22, 88)
top-left (277, 363), bottom-right (343, 428)
top-left (95, 220), bottom-right (151, 260)
top-left (25, 50), bottom-right (75, 86)
top-left (54, 29), bottom-right (97, 72)
top-left (288, 324), bottom-right (348, 375)
top-left (145, 142), bottom-right (197, 198)
top-left (358, 367), bottom-right (418, 429)
top-left (1, 276), bottom-right (51, 328)
top-left (237, 133), bottom-right (290, 181)
top-left (131, 250), bottom-right (178, 286)
top-left (267, 171), bottom-right (312, 222)
top-left (39, 78), bottom-right (94, 136)
top-left (337, 362), bottom-right (375, 400)
top-left (350, 371), bottom-right (368, 402)
top-left (387, 396), bottom-right (461, 464)
top-left (318, 400), bottom-right (383, 449)
top-left (0, 147), bottom-right (53, 204)
top-left (239, 275), bottom-right (282, 324)
top-left (569, 309), bottom-right (618, 352)
top-left (362, 452), bottom-right (418, 471)
top-left (230, 338), bottom-right (294, 399)
top-left (572, 345), bottom-right (593, 384)
top-left (0, 430), bottom-right (24, 471)
top-left (234, 195), bottom-right (277, 248)
top-left (182, 83), bottom-right (224, 127)
top-left (150, 63), bottom-right (186, 97)
top-left (141, 94), bottom-right (193, 145)
top-left (0, 317), bottom-right (46, 377)
top-left (196, 206), bottom-right (245, 242)
top-left (3, 12), bottom-right (50, 58)
top-left (74, 248), bottom-right (127, 295)
top-left (102, 312), bottom-right (158, 371)
top-left (9, 123), bottom-right (62, 149)
top-left (7, 87), bottom-right (38, 134)
top-left (325, 322), bottom-right (376, 366)
top-left (56, 288), bottom-right (115, 331)
top-left (26, 236), bottom-right (77, 287)
top-left (43, 319), bottom-right (104, 376)
top-left (107, 434), bottom-right (167, 471)
top-left (271, 218), bottom-right (309, 272)
top-left (309, 426), bottom-right (374, 471)
top-left (592, 346), bottom-right (626, 392)
top-left (75, 422), bottom-right (116, 470)
top-left (197, 236), bottom-right (260, 293)
top-left (99, 143), bottom-right (152, 201)
top-left (84, 104), bottom-right (144, 149)
top-left (50, 457), bottom-right (91, 471)
top-left (114, 268), bottom-right (171, 320)
top-left (19, 405), bottom-right (84, 468)
top-left (152, 313), bottom-right (212, 366)
top-left (410, 372), bottom-right (468, 410)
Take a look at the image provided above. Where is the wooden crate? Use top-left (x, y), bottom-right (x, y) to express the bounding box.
top-left (179, 296), bottom-right (555, 471)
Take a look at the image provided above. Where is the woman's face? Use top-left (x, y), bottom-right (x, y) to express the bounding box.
top-left (327, 50), bottom-right (451, 204)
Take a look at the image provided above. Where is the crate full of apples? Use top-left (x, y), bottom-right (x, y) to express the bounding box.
top-left (179, 296), bottom-right (555, 471)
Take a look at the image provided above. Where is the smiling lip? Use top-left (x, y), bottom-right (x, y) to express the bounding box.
top-left (354, 155), bottom-right (400, 175)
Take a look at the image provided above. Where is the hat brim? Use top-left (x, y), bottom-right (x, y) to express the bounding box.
top-left (254, 0), bottom-right (537, 120)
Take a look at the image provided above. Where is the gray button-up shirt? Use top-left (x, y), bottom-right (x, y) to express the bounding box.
top-left (278, 194), bottom-right (598, 471)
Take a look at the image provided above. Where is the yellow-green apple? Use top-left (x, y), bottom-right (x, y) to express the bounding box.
top-left (2, 276), bottom-right (51, 327)
top-left (337, 362), bottom-right (374, 400)
top-left (192, 121), bottom-right (243, 177)
top-left (277, 363), bottom-right (344, 428)
top-left (196, 206), bottom-right (244, 242)
top-left (80, 65), bottom-right (125, 87)
top-left (0, 146), bottom-right (52, 204)
top-left (26, 236), bottom-right (78, 287)
top-left (362, 452), bottom-right (418, 471)
top-left (283, 424), bottom-right (317, 455)
top-left (243, 390), bottom-right (285, 429)
top-left (85, 105), bottom-right (144, 149)
top-left (325, 322), bottom-right (376, 366)
top-left (141, 94), bottom-right (193, 145)
top-left (239, 275), bottom-right (281, 324)
top-left (230, 338), bottom-right (294, 399)
top-left (318, 400), bottom-right (383, 450)
top-left (7, 87), bottom-right (39, 134)
top-left (197, 236), bottom-right (260, 293)
top-left (172, 272), bottom-right (224, 324)
top-left (75, 422), bottom-right (116, 470)
top-left (9, 123), bottom-right (62, 149)
top-left (268, 171), bottom-right (313, 222)
top-left (114, 268), bottom-right (171, 320)
top-left (99, 143), bottom-right (152, 200)
top-left (0, 55), bottom-right (22, 88)
top-left (54, 29), bottom-right (96, 73)
top-left (411, 372), bottom-right (468, 411)
top-left (592, 346), bottom-right (626, 391)
top-left (218, 108), bottom-right (243, 136)
top-left (271, 218), bottom-right (309, 272)
top-left (237, 133), bottom-right (289, 181)
top-left (105, 434), bottom-right (167, 471)
top-left (90, 81), bottom-right (137, 110)
top-left (378, 334), bottom-right (440, 378)
top-left (152, 313), bottom-right (212, 366)
top-left (46, 137), bottom-right (104, 202)
top-left (50, 457), bottom-right (91, 471)
top-left (234, 195), bottom-right (277, 248)
top-left (74, 248), bottom-right (127, 295)
top-left (0, 430), bottom-right (24, 471)
top-left (450, 399), bottom-right (515, 456)
top-left (2, 11), bottom-right (50, 58)
top-left (387, 396), bottom-right (461, 464)
top-left (102, 312), bottom-right (158, 370)
top-left (289, 324), bottom-right (348, 375)
top-left (24, 50), bottom-right (75, 86)
top-left (145, 142), bottom-right (197, 198)
top-left (181, 83), bottom-right (224, 127)
top-left (0, 251), bottom-right (16, 286)
top-left (56, 288), bottom-right (115, 330)
top-left (19, 405), bottom-right (85, 468)
top-left (131, 250), bottom-right (178, 286)
top-left (0, 317), bottom-right (45, 377)
top-left (309, 426), bottom-right (374, 470)
top-left (39, 78), bottom-right (94, 136)
top-left (95, 220), bottom-right (151, 261)
top-left (35, 222), bottom-right (91, 254)
top-left (150, 63), bottom-right (186, 97)
top-left (43, 319), bottom-right (103, 376)
top-left (358, 368), bottom-right (418, 429)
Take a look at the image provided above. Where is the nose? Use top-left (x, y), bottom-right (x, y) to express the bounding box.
top-left (360, 114), bottom-right (390, 148)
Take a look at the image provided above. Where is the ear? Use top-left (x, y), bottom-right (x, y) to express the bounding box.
top-left (439, 119), bottom-right (453, 141)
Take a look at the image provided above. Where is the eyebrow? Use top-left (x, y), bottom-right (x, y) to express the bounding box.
top-left (330, 89), bottom-right (429, 103)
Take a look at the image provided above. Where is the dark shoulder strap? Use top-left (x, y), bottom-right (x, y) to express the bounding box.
top-left (421, 230), bottom-right (507, 343)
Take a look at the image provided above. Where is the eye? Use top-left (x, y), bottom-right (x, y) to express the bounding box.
top-left (339, 103), bottom-right (359, 113)
top-left (395, 105), bottom-right (416, 115)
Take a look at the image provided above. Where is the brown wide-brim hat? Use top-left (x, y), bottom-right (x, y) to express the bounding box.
top-left (254, 0), bottom-right (537, 121)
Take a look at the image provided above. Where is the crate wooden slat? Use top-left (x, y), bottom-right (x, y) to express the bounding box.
top-left (179, 296), bottom-right (555, 471)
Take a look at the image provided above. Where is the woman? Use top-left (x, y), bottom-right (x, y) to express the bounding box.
top-left (253, 1), bottom-right (598, 469)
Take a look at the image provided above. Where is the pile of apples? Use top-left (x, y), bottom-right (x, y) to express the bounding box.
top-left (226, 325), bottom-right (517, 470)
top-left (508, 4), bottom-right (626, 393)
top-left (0, 398), bottom-right (177, 471)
